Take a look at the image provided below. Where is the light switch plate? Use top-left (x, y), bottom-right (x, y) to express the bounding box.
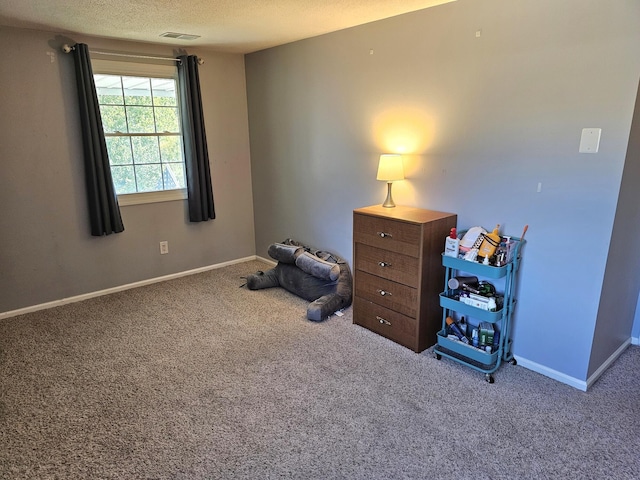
top-left (579, 128), bottom-right (601, 153)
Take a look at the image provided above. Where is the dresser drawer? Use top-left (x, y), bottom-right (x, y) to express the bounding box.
top-left (353, 213), bottom-right (422, 257)
top-left (354, 243), bottom-right (419, 288)
top-left (354, 297), bottom-right (416, 350)
top-left (354, 270), bottom-right (417, 318)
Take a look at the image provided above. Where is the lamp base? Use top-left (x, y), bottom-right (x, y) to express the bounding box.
top-left (382, 182), bottom-right (396, 208)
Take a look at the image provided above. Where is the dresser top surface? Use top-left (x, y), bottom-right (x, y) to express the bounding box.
top-left (354, 205), bottom-right (456, 224)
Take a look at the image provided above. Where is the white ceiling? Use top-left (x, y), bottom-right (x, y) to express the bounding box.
top-left (0, 0), bottom-right (456, 54)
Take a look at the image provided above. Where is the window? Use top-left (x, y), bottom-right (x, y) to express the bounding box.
top-left (93, 60), bottom-right (186, 205)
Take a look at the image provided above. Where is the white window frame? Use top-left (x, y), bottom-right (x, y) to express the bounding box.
top-left (92, 58), bottom-right (187, 206)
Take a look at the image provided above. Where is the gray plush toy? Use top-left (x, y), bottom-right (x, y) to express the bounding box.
top-left (245, 239), bottom-right (353, 321)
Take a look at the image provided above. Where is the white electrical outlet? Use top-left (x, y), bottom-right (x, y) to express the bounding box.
top-left (160, 241), bottom-right (169, 255)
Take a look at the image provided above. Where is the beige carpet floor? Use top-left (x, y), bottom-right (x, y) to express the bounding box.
top-left (1, 260), bottom-right (638, 479)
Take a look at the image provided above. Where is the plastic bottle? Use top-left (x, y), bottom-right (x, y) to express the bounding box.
top-left (478, 224), bottom-right (501, 260)
top-left (487, 297), bottom-right (497, 312)
top-left (444, 227), bottom-right (460, 257)
top-left (471, 328), bottom-right (479, 348)
top-left (446, 317), bottom-right (469, 344)
top-left (503, 236), bottom-right (514, 263)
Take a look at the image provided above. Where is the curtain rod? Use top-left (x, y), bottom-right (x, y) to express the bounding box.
top-left (61, 44), bottom-right (204, 64)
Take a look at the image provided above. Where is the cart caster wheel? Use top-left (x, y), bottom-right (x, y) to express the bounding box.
top-left (485, 374), bottom-right (494, 384)
top-left (434, 353), bottom-right (442, 360)
top-left (509, 358), bottom-right (518, 366)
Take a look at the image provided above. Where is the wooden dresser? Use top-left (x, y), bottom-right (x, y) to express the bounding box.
top-left (353, 205), bottom-right (457, 353)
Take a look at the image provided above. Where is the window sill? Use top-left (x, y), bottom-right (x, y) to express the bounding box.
top-left (118, 189), bottom-right (187, 206)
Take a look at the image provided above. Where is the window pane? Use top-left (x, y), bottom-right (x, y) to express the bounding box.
top-left (136, 164), bottom-right (163, 192)
top-left (131, 137), bottom-right (160, 164)
top-left (155, 107), bottom-right (180, 133)
top-left (126, 106), bottom-right (155, 133)
top-left (106, 137), bottom-right (133, 165)
top-left (122, 77), bottom-right (152, 106)
top-left (95, 74), bottom-right (124, 105)
top-left (152, 78), bottom-right (176, 106)
top-left (100, 105), bottom-right (127, 133)
top-left (159, 135), bottom-right (182, 163)
top-left (163, 162), bottom-right (186, 189)
top-left (98, 93), bottom-right (124, 105)
top-left (111, 165), bottom-right (136, 194)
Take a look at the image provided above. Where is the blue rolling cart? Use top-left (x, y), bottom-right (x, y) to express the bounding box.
top-left (433, 235), bottom-right (525, 383)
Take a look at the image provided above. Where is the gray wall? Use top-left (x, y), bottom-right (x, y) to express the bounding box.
top-left (0, 26), bottom-right (255, 313)
top-left (245, 0), bottom-right (640, 384)
top-left (591, 78), bottom-right (640, 371)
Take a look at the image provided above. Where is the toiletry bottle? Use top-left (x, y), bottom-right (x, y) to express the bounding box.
top-left (478, 224), bottom-right (501, 260)
top-left (504, 236), bottom-right (514, 263)
top-left (487, 297), bottom-right (497, 312)
top-left (459, 316), bottom-right (467, 337)
top-left (446, 317), bottom-right (469, 343)
top-left (444, 227), bottom-right (460, 257)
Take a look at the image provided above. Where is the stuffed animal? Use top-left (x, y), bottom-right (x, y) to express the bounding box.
top-left (245, 239), bottom-right (353, 321)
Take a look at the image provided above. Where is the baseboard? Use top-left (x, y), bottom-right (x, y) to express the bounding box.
top-left (0, 256), bottom-right (258, 320)
top-left (514, 355), bottom-right (588, 391)
top-left (515, 338), bottom-right (632, 392)
top-left (584, 339), bottom-right (631, 390)
top-left (256, 255), bottom-right (277, 266)
top-left (632, 336), bottom-right (639, 346)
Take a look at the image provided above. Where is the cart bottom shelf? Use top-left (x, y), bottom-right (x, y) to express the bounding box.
top-left (434, 344), bottom-right (498, 371)
top-left (434, 329), bottom-right (500, 374)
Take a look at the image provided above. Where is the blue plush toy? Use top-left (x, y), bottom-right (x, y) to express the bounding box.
top-left (245, 239), bottom-right (353, 321)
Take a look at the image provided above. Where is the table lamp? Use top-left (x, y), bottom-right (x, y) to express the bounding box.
top-left (376, 154), bottom-right (404, 208)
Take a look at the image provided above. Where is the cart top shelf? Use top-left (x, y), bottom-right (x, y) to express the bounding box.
top-left (441, 235), bottom-right (525, 278)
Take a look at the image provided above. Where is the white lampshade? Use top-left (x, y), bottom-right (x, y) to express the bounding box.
top-left (376, 154), bottom-right (404, 208)
top-left (376, 154), bottom-right (404, 182)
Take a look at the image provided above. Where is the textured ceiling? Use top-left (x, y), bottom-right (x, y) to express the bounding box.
top-left (0, 0), bottom-right (456, 53)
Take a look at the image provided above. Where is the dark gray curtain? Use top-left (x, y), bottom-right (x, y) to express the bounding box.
top-left (177, 55), bottom-right (215, 222)
top-left (71, 43), bottom-right (124, 236)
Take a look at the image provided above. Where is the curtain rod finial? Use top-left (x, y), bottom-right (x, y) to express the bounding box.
top-left (62, 44), bottom-right (74, 54)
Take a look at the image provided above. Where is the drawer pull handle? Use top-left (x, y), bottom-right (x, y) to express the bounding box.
top-left (378, 261), bottom-right (391, 268)
top-left (377, 289), bottom-right (392, 296)
top-left (377, 231), bottom-right (393, 238)
top-left (376, 316), bottom-right (391, 326)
